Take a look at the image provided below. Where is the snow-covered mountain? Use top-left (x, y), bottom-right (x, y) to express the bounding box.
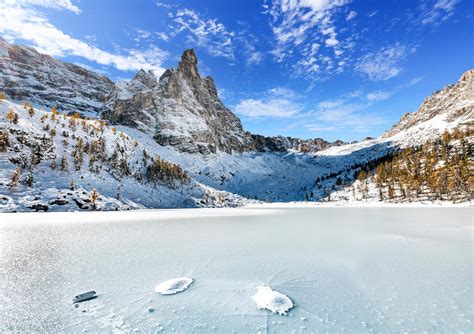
top-left (0, 39), bottom-right (472, 211)
top-left (102, 49), bottom-right (252, 154)
top-left (102, 48), bottom-right (343, 154)
top-left (0, 38), bottom-right (114, 115)
top-left (383, 69), bottom-right (473, 138)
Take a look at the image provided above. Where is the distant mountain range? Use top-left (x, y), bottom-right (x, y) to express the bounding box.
top-left (0, 38), bottom-right (472, 211)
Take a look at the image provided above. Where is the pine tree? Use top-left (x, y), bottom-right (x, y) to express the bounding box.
top-left (60, 155), bottom-right (68, 171)
top-left (0, 129), bottom-right (9, 152)
top-left (6, 109), bottom-right (18, 124)
top-left (90, 189), bottom-right (100, 210)
top-left (9, 167), bottom-right (21, 188)
top-left (70, 179), bottom-right (77, 190)
top-left (24, 172), bottom-right (34, 187)
top-left (387, 183), bottom-right (395, 199)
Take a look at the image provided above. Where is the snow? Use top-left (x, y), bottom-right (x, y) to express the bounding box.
top-left (155, 277), bottom-right (193, 295)
top-left (1, 77), bottom-right (471, 212)
top-left (252, 286), bottom-right (294, 315)
top-left (0, 99), bottom-right (254, 212)
top-left (1, 207), bottom-right (472, 332)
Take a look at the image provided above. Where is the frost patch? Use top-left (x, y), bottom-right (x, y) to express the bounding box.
top-left (155, 277), bottom-right (193, 295)
top-left (252, 286), bottom-right (294, 315)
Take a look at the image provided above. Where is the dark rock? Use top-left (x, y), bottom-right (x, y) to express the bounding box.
top-left (28, 203), bottom-right (49, 212)
top-left (49, 199), bottom-right (69, 206)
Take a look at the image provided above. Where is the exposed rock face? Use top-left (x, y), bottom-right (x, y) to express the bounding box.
top-left (383, 69), bottom-right (474, 138)
top-left (103, 48), bottom-right (344, 154)
top-left (103, 49), bottom-right (253, 154)
top-left (0, 38), bottom-right (114, 114)
top-left (0, 40), bottom-right (343, 154)
top-left (102, 69), bottom-right (159, 129)
top-left (250, 134), bottom-right (343, 152)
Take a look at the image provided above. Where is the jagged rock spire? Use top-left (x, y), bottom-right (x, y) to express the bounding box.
top-left (178, 49), bottom-right (199, 80)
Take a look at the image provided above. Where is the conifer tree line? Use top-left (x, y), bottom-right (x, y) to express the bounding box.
top-left (146, 155), bottom-right (189, 187)
top-left (2, 99), bottom-right (189, 192)
top-left (352, 127), bottom-right (472, 202)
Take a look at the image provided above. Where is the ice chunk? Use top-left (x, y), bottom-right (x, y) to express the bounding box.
top-left (155, 277), bottom-right (193, 295)
top-left (252, 286), bottom-right (294, 315)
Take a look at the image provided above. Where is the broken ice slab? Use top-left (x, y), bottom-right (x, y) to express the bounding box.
top-left (72, 291), bottom-right (97, 303)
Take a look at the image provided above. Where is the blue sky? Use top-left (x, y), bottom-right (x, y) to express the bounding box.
top-left (1, 0), bottom-right (472, 141)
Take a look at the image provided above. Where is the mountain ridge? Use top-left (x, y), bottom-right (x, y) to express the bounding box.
top-left (0, 39), bottom-right (472, 211)
top-left (0, 38), bottom-right (343, 154)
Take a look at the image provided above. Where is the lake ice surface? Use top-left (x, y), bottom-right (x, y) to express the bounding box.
top-left (0, 207), bottom-right (472, 333)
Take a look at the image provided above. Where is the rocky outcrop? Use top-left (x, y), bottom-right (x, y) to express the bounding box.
top-left (103, 49), bottom-right (253, 154)
top-left (0, 38), bottom-right (114, 114)
top-left (383, 69), bottom-right (474, 138)
top-left (250, 134), bottom-right (344, 152)
top-left (102, 48), bottom-right (345, 154)
top-left (0, 40), bottom-right (343, 154)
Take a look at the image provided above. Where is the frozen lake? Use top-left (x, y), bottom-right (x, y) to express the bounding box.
top-left (1, 207), bottom-right (472, 333)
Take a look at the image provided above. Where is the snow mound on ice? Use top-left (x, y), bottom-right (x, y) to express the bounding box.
top-left (155, 277), bottom-right (193, 295)
top-left (252, 286), bottom-right (294, 315)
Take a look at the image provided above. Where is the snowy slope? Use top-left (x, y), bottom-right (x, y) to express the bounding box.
top-left (0, 99), bottom-right (253, 212)
top-left (0, 38), bottom-right (472, 211)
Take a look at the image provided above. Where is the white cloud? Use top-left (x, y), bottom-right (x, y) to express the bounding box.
top-left (409, 77), bottom-right (423, 85)
top-left (155, 0), bottom-right (174, 9)
top-left (0, 1), bottom-right (168, 75)
top-left (247, 51), bottom-right (263, 65)
top-left (172, 8), bottom-right (235, 60)
top-left (8, 0), bottom-right (81, 13)
top-left (309, 97), bottom-right (386, 132)
top-left (346, 10), bottom-right (357, 20)
top-left (266, 87), bottom-right (297, 99)
top-left (133, 28), bottom-right (152, 43)
top-left (156, 32), bottom-right (169, 42)
top-left (420, 0), bottom-right (459, 26)
top-left (366, 90), bottom-right (393, 101)
top-left (266, 0), bottom-right (353, 81)
top-left (355, 44), bottom-right (410, 81)
top-left (325, 36), bottom-right (339, 46)
top-left (235, 87), bottom-right (300, 118)
top-left (235, 26), bottom-right (264, 66)
top-left (235, 98), bottom-right (302, 118)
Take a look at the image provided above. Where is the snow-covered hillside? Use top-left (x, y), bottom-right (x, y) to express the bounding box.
top-left (0, 99), bottom-right (253, 212)
top-left (0, 39), bottom-right (472, 211)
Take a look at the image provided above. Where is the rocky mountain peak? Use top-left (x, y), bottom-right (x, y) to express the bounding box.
top-left (382, 69), bottom-right (473, 138)
top-left (178, 49), bottom-right (199, 80)
top-left (460, 69), bottom-right (474, 82)
top-left (132, 69), bottom-right (158, 88)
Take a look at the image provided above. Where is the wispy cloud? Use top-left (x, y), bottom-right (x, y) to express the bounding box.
top-left (306, 97), bottom-right (386, 133)
top-left (264, 0), bottom-right (353, 80)
top-left (171, 8), bottom-right (235, 60)
top-left (346, 10), bottom-right (357, 21)
top-left (10, 0), bottom-right (81, 13)
top-left (235, 87), bottom-right (301, 118)
top-left (366, 90), bottom-right (394, 101)
top-left (355, 43), bottom-right (413, 81)
top-left (419, 0), bottom-right (459, 26)
top-left (0, 1), bottom-right (168, 75)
